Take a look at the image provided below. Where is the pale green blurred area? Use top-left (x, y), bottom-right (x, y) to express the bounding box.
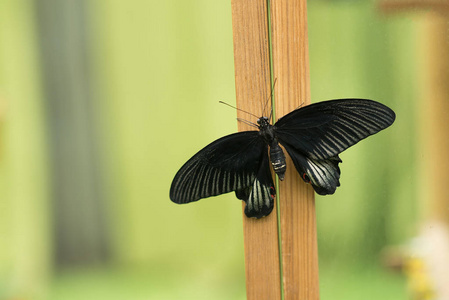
top-left (0, 0), bottom-right (422, 299)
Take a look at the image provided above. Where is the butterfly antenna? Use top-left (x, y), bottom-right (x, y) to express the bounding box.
top-left (266, 78), bottom-right (277, 121)
top-left (219, 101), bottom-right (259, 119)
top-left (294, 101), bottom-right (305, 110)
top-left (236, 118), bottom-right (258, 128)
top-left (268, 102), bottom-right (274, 121)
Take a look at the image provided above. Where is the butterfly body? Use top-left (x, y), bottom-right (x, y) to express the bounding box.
top-left (257, 116), bottom-right (287, 180)
top-left (170, 99), bottom-right (395, 219)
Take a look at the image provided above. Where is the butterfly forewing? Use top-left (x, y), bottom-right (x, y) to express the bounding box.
top-left (274, 99), bottom-right (396, 160)
top-left (170, 131), bottom-right (264, 204)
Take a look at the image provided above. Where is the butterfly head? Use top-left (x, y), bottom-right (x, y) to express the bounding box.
top-left (257, 116), bottom-right (271, 129)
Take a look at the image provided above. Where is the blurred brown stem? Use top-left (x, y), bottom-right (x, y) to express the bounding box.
top-left (231, 0), bottom-right (319, 299)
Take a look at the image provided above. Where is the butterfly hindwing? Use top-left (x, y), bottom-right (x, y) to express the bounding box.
top-left (236, 146), bottom-right (275, 218)
top-left (283, 143), bottom-right (341, 195)
top-left (274, 99), bottom-right (396, 160)
top-left (170, 131), bottom-right (275, 218)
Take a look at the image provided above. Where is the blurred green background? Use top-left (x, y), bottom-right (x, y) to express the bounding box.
top-left (0, 0), bottom-right (426, 299)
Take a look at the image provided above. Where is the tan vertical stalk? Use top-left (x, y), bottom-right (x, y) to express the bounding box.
top-left (231, 0), bottom-right (319, 298)
top-left (270, 1), bottom-right (320, 299)
top-left (231, 1), bottom-right (282, 299)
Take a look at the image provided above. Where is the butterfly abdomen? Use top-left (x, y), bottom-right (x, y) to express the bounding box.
top-left (269, 143), bottom-right (286, 180)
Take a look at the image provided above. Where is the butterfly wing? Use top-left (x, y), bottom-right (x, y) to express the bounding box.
top-left (275, 99), bottom-right (395, 160)
top-left (234, 145), bottom-right (275, 218)
top-left (283, 144), bottom-right (342, 195)
top-left (170, 131), bottom-right (275, 218)
top-left (274, 99), bottom-right (395, 194)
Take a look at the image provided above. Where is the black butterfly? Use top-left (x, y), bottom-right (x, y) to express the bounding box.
top-left (170, 99), bottom-right (395, 219)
